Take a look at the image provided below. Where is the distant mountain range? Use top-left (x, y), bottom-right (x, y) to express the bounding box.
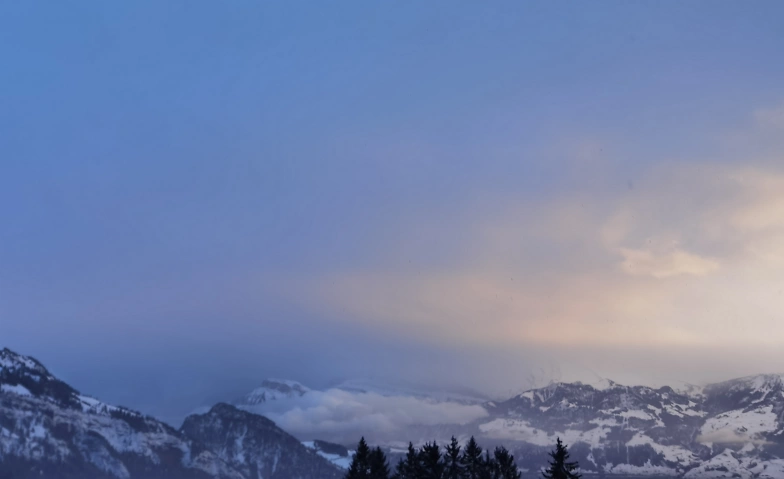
top-left (230, 376), bottom-right (784, 478)
top-left (0, 348), bottom-right (341, 479)
top-left (5, 346), bottom-right (784, 478)
top-left (481, 378), bottom-right (784, 477)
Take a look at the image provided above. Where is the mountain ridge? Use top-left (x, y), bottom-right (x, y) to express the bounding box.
top-left (0, 348), bottom-right (343, 479)
top-left (229, 372), bottom-right (784, 477)
top-left (7, 346), bottom-right (784, 478)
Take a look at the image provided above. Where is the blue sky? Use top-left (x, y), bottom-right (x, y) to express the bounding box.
top-left (3, 2), bottom-right (784, 422)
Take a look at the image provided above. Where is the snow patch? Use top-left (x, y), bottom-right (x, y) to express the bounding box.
top-left (608, 460), bottom-right (675, 476)
top-left (1, 384), bottom-right (32, 396)
top-left (698, 406), bottom-right (777, 444)
top-left (302, 441), bottom-right (354, 469)
top-left (478, 419), bottom-right (610, 448)
top-left (626, 432), bottom-right (697, 464)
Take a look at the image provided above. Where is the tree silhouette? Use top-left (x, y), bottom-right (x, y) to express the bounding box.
top-left (480, 450), bottom-right (495, 479)
top-left (353, 436), bottom-right (520, 479)
top-left (443, 437), bottom-right (463, 479)
top-left (395, 442), bottom-right (423, 479)
top-left (419, 442), bottom-right (444, 479)
top-left (460, 437), bottom-right (485, 479)
top-left (541, 438), bottom-right (580, 479)
top-left (346, 437), bottom-right (372, 479)
top-left (494, 447), bottom-right (521, 479)
top-left (370, 446), bottom-right (391, 479)
top-left (348, 439), bottom-right (390, 479)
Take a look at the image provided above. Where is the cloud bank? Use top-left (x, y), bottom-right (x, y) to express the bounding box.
top-left (241, 389), bottom-right (489, 444)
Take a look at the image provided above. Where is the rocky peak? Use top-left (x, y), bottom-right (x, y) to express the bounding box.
top-left (237, 379), bottom-right (310, 405)
top-left (0, 348), bottom-right (82, 410)
top-left (181, 403), bottom-right (342, 479)
top-left (703, 374), bottom-right (784, 414)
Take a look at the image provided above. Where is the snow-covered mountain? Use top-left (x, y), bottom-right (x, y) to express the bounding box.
top-left (302, 440), bottom-right (354, 469)
top-left (476, 376), bottom-right (784, 477)
top-left (230, 373), bottom-right (784, 477)
top-left (236, 379), bottom-right (310, 406)
top-left (0, 348), bottom-right (244, 479)
top-left (0, 348), bottom-right (341, 479)
top-left (181, 404), bottom-right (342, 479)
top-left (480, 381), bottom-right (707, 476)
top-left (8, 345), bottom-right (784, 478)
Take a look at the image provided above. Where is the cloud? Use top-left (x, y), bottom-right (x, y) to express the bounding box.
top-left (696, 430), bottom-right (771, 446)
top-left (267, 101), bottom-right (784, 388)
top-left (619, 247), bottom-right (719, 278)
top-left (241, 389), bottom-right (489, 444)
top-left (284, 164), bottom-right (784, 360)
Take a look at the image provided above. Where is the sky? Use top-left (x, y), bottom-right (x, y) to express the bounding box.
top-left (3, 1), bottom-right (784, 424)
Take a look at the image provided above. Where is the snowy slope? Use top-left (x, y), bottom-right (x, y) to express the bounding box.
top-left (10, 345), bottom-right (784, 478)
top-left (0, 348), bottom-right (244, 479)
top-left (0, 348), bottom-right (341, 479)
top-left (481, 376), bottom-right (784, 477)
top-left (226, 371), bottom-right (784, 477)
top-left (181, 404), bottom-right (343, 479)
top-left (302, 440), bottom-right (355, 469)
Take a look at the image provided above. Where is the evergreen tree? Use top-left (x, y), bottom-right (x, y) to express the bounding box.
top-left (443, 437), bottom-right (463, 479)
top-left (394, 442), bottom-right (423, 479)
top-left (365, 437), bottom-right (518, 479)
top-left (480, 450), bottom-right (496, 479)
top-left (541, 438), bottom-right (581, 479)
top-left (347, 437), bottom-right (372, 479)
top-left (493, 447), bottom-right (521, 479)
top-left (370, 446), bottom-right (391, 479)
top-left (460, 437), bottom-right (484, 479)
top-left (419, 442), bottom-right (444, 479)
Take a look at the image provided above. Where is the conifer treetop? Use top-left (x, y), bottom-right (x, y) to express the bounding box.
top-left (541, 437), bottom-right (581, 479)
